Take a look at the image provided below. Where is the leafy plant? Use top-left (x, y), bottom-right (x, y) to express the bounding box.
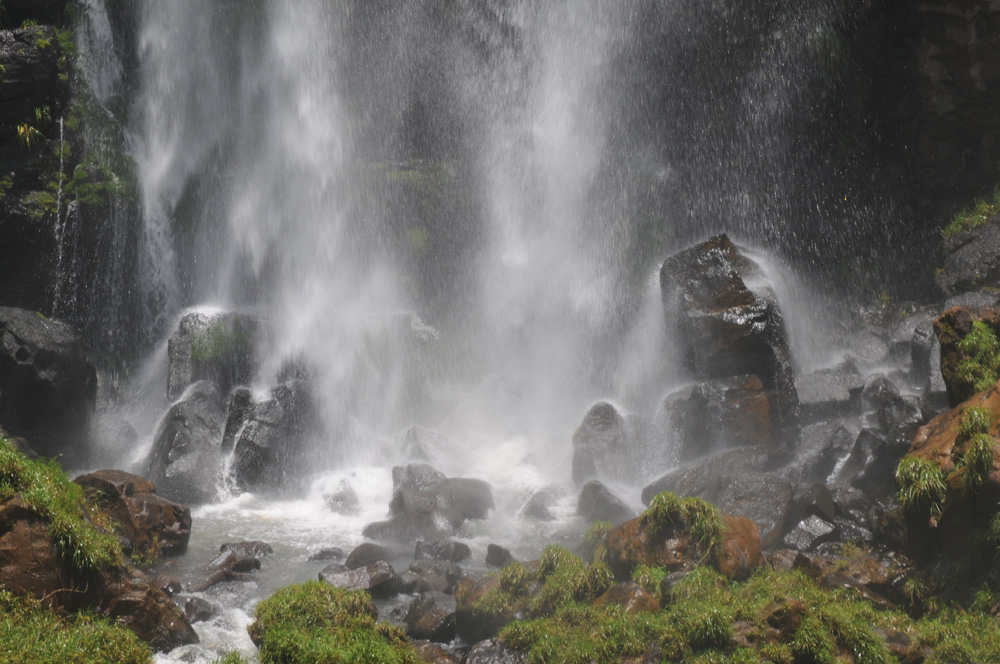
top-left (942, 187), bottom-right (1000, 239)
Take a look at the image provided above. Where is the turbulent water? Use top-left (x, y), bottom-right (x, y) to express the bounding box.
top-left (60, 1), bottom-right (911, 661)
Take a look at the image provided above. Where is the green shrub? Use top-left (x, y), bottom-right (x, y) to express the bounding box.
top-left (248, 581), bottom-right (417, 664)
top-left (0, 590), bottom-right (150, 663)
top-left (0, 439), bottom-right (123, 572)
top-left (896, 457), bottom-right (948, 522)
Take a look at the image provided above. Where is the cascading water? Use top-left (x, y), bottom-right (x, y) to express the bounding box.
top-left (58, 1), bottom-right (917, 660)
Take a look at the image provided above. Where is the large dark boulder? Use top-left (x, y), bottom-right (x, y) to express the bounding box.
top-left (0, 308), bottom-right (96, 461)
top-left (167, 311), bottom-right (258, 402)
top-left (571, 401), bottom-right (640, 486)
top-left (660, 235), bottom-right (798, 446)
top-left (143, 380), bottom-right (226, 505)
top-left (224, 379), bottom-right (319, 492)
top-left (363, 463), bottom-right (493, 543)
top-left (576, 480), bottom-right (634, 525)
top-left (73, 470), bottom-right (192, 556)
top-left (936, 216), bottom-right (1000, 297)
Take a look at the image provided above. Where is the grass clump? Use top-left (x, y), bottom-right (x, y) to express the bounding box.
top-left (632, 564), bottom-right (668, 597)
top-left (0, 589), bottom-right (150, 663)
top-left (941, 188), bottom-right (1000, 239)
top-left (954, 321), bottom-right (1000, 396)
top-left (641, 492), bottom-right (726, 562)
top-left (896, 456), bottom-right (948, 523)
top-left (959, 406), bottom-right (994, 440)
top-left (248, 581), bottom-right (417, 664)
top-left (957, 433), bottom-right (996, 493)
top-left (0, 439), bottom-right (123, 573)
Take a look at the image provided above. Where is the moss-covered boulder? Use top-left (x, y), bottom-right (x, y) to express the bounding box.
top-left (934, 305), bottom-right (1000, 406)
top-left (605, 492), bottom-right (761, 582)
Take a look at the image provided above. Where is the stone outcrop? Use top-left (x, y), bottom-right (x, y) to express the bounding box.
top-left (166, 311), bottom-right (259, 402)
top-left (73, 469), bottom-right (191, 556)
top-left (571, 401), bottom-right (641, 486)
top-left (0, 307), bottom-right (96, 461)
top-left (659, 235), bottom-right (799, 454)
top-left (143, 380), bottom-right (226, 504)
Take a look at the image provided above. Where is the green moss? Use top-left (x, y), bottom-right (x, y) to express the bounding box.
top-left (582, 520), bottom-right (613, 548)
top-left (0, 589), bottom-right (151, 663)
top-left (191, 318), bottom-right (251, 363)
top-left (641, 492), bottom-right (726, 562)
top-left (896, 456), bottom-right (948, 522)
top-left (942, 188), bottom-right (1000, 239)
top-left (248, 581), bottom-right (417, 664)
top-left (0, 439), bottom-right (123, 573)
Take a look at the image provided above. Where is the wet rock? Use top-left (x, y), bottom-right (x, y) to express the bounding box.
top-left (571, 401), bottom-right (640, 486)
top-left (783, 515), bottom-right (836, 552)
top-left (409, 559), bottom-right (463, 594)
top-left (519, 490), bottom-right (557, 521)
top-left (405, 591), bottom-right (457, 641)
top-left (593, 581), bottom-right (660, 614)
top-left (319, 560), bottom-right (399, 597)
top-left (795, 361), bottom-right (863, 422)
top-left (183, 596), bottom-right (219, 623)
top-left (346, 542), bottom-right (388, 570)
top-left (188, 549), bottom-right (261, 592)
top-left (461, 638), bottom-right (528, 664)
top-left (413, 640), bottom-right (461, 664)
top-left (143, 380), bottom-right (226, 505)
top-left (641, 447), bottom-right (793, 547)
top-left (877, 395), bottom-right (923, 437)
top-left (847, 332), bottom-right (890, 368)
top-left (74, 469), bottom-right (192, 555)
top-left (166, 311), bottom-right (258, 402)
top-left (224, 379), bottom-right (319, 492)
top-left (834, 429), bottom-right (909, 502)
top-left (0, 495), bottom-right (198, 651)
top-left (912, 319), bottom-right (936, 385)
top-left (401, 425), bottom-right (451, 461)
top-left (862, 375), bottom-right (900, 410)
top-left (576, 480), bottom-right (634, 524)
top-left (485, 543), bottom-right (515, 568)
top-left (308, 547), bottom-right (345, 562)
top-left (800, 425), bottom-right (854, 483)
top-left (323, 480), bottom-right (359, 515)
top-left (936, 217), bottom-right (1000, 297)
top-left (660, 235), bottom-right (798, 444)
top-left (220, 541), bottom-right (273, 558)
top-left (363, 464), bottom-right (494, 543)
top-left (786, 484), bottom-right (837, 529)
top-left (415, 539), bottom-right (472, 563)
top-left (155, 575), bottom-right (182, 596)
top-left (0, 307), bottom-right (96, 461)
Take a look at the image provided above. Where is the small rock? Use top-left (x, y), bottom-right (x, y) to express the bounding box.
top-left (485, 544), bottom-right (514, 568)
top-left (462, 638), bottom-right (528, 664)
top-left (593, 581), bottom-right (660, 614)
top-left (155, 575), bottom-right (182, 597)
top-left (405, 591), bottom-right (457, 641)
top-left (308, 547), bottom-right (345, 562)
top-left (323, 480), bottom-right (359, 515)
top-left (319, 560), bottom-right (399, 597)
top-left (183, 596), bottom-right (219, 623)
top-left (409, 559), bottom-right (463, 594)
top-left (345, 542), bottom-right (388, 570)
top-left (414, 539), bottom-right (471, 563)
top-left (576, 480), bottom-right (634, 524)
top-left (220, 541), bottom-right (273, 558)
top-left (519, 491), bottom-right (557, 522)
top-left (783, 515), bottom-right (836, 552)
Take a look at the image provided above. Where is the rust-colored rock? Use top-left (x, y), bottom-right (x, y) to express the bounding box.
top-left (593, 581), bottom-right (660, 614)
top-left (74, 469), bottom-right (191, 555)
top-left (604, 509), bottom-right (762, 581)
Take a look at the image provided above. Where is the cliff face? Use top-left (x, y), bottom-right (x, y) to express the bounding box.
top-left (873, 0), bottom-right (1000, 209)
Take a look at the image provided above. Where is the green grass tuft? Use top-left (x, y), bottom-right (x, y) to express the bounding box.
top-left (0, 439), bottom-right (123, 573)
top-left (641, 492), bottom-right (726, 562)
top-left (896, 456), bottom-right (948, 522)
top-left (955, 321), bottom-right (1000, 395)
top-left (249, 581), bottom-right (417, 664)
top-left (958, 433), bottom-right (996, 493)
top-left (0, 589), bottom-right (151, 663)
top-left (959, 406), bottom-right (994, 440)
top-left (942, 188), bottom-right (1000, 239)
top-left (632, 564), bottom-right (668, 597)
